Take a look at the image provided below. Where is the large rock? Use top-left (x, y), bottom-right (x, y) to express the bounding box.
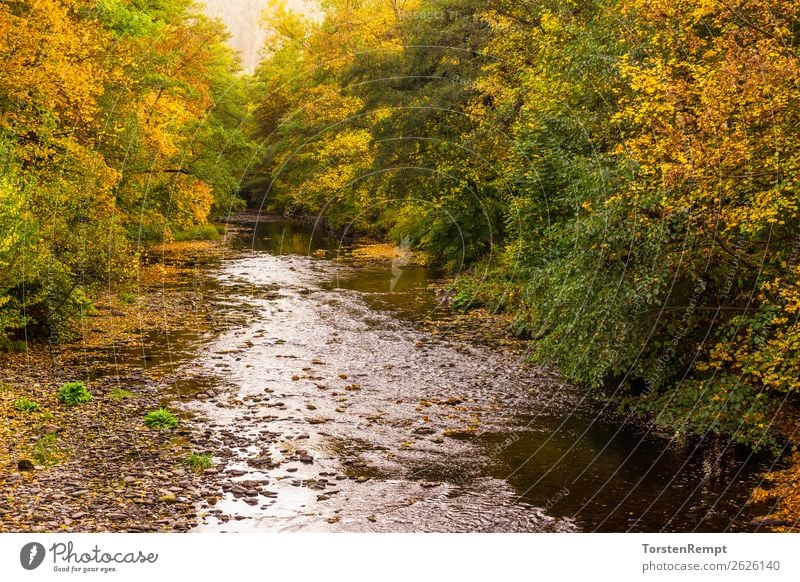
top-left (17, 459), bottom-right (35, 471)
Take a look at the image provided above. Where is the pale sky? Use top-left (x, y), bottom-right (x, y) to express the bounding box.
top-left (201, 0), bottom-right (320, 72)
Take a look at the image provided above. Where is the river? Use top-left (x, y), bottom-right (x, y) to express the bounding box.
top-left (123, 218), bottom-right (773, 532)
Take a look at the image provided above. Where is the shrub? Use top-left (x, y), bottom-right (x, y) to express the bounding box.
top-left (171, 224), bottom-right (222, 241)
top-left (127, 217), bottom-right (166, 243)
top-left (57, 381), bottom-right (92, 406)
top-left (119, 291), bottom-right (137, 305)
top-left (630, 376), bottom-right (780, 453)
top-left (144, 408), bottom-right (178, 429)
top-left (183, 452), bottom-right (213, 471)
top-left (17, 264), bottom-right (96, 342)
top-left (13, 398), bottom-right (41, 412)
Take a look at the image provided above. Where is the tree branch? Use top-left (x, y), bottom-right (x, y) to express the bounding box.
top-left (713, 232), bottom-right (759, 271)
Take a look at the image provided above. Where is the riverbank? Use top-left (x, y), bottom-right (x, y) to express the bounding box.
top-left (0, 239), bottom-right (228, 532)
top-left (748, 404), bottom-right (800, 531)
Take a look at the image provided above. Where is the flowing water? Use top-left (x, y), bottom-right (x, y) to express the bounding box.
top-left (129, 218), bottom-right (775, 532)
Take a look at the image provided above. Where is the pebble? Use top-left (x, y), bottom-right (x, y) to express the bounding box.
top-left (412, 427), bottom-right (437, 435)
top-left (107, 513), bottom-right (127, 520)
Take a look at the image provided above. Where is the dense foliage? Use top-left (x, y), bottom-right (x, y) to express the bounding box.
top-left (0, 0), bottom-right (254, 344)
top-left (249, 0), bottom-right (800, 450)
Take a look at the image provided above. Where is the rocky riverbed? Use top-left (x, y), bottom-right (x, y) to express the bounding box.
top-left (0, 240), bottom-right (228, 532)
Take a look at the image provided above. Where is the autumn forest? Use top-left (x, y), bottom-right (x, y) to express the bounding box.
top-left (2, 0), bottom-right (800, 533)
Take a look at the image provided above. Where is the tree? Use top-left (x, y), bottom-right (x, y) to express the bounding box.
top-left (0, 0), bottom-right (254, 344)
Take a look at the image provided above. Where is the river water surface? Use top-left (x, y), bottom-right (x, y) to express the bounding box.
top-left (136, 218), bottom-right (773, 532)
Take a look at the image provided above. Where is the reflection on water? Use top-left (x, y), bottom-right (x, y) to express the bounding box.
top-left (236, 218), bottom-right (341, 255)
top-left (234, 218), bottom-right (446, 321)
top-left (480, 417), bottom-right (769, 531)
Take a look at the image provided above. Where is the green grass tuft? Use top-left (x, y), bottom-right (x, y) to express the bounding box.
top-left (108, 386), bottom-right (133, 400)
top-left (183, 452), bottom-right (214, 472)
top-left (144, 408), bottom-right (178, 429)
top-left (13, 398), bottom-right (41, 412)
top-left (57, 381), bottom-right (92, 406)
top-left (31, 434), bottom-right (68, 466)
top-left (119, 291), bottom-right (137, 305)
